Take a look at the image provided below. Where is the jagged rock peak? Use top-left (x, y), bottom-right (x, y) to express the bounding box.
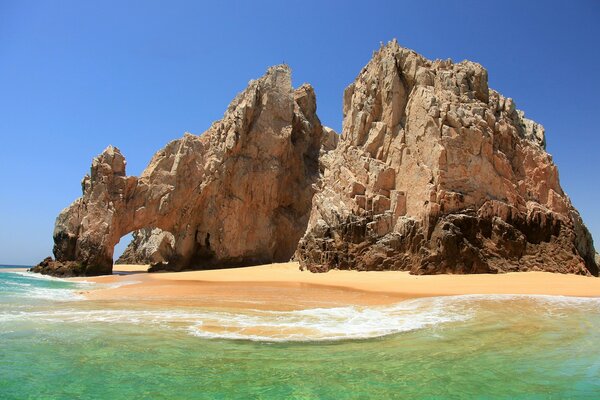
top-left (33, 43), bottom-right (596, 278)
top-left (34, 65), bottom-right (323, 276)
top-left (295, 40), bottom-right (597, 276)
top-left (343, 39), bottom-right (544, 151)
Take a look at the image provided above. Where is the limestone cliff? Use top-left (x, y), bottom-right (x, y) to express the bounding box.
top-left (295, 40), bottom-right (597, 276)
top-left (34, 65), bottom-right (322, 276)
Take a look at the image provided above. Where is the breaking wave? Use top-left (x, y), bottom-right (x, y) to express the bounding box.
top-left (0, 297), bottom-right (470, 341)
top-left (2, 268), bottom-right (599, 342)
top-left (0, 270), bottom-right (92, 302)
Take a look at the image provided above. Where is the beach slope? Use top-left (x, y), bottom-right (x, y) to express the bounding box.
top-left (75, 262), bottom-right (600, 310)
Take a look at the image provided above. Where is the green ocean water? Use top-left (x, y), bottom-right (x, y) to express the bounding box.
top-left (1, 267), bottom-right (600, 399)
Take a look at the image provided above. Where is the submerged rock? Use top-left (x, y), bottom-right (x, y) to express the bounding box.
top-left (294, 40), bottom-right (597, 276)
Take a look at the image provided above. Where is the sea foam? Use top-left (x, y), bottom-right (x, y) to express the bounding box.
top-left (2, 285), bottom-right (598, 342)
top-left (0, 270), bottom-right (93, 302)
top-left (0, 296), bottom-right (473, 341)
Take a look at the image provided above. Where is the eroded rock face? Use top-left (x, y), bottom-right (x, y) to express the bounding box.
top-left (295, 40), bottom-right (598, 276)
top-left (116, 125), bottom-right (340, 266)
top-left (37, 42), bottom-right (597, 277)
top-left (29, 257), bottom-right (84, 277)
top-left (43, 65), bottom-right (322, 276)
top-left (115, 228), bottom-right (175, 265)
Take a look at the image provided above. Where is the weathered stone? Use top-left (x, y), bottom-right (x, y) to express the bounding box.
top-left (37, 41), bottom-right (597, 278)
top-left (42, 65), bottom-right (322, 276)
top-left (115, 228), bottom-right (175, 265)
top-left (295, 40), bottom-right (598, 276)
top-left (355, 195), bottom-right (367, 210)
top-left (391, 191), bottom-right (407, 218)
top-left (349, 181), bottom-right (366, 197)
top-left (372, 195), bottom-right (391, 214)
top-left (30, 257), bottom-right (84, 278)
top-left (321, 126), bottom-right (339, 152)
top-left (374, 168), bottom-right (396, 192)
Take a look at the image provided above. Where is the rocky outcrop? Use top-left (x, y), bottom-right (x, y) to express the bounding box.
top-left (321, 126), bottom-right (339, 152)
top-left (30, 257), bottom-right (84, 277)
top-left (40, 65), bottom-right (322, 276)
top-left (36, 42), bottom-right (597, 277)
top-left (116, 125), bottom-right (340, 266)
top-left (115, 228), bottom-right (174, 265)
top-left (295, 40), bottom-right (598, 276)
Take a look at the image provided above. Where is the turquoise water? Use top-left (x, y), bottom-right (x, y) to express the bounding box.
top-left (1, 266), bottom-right (600, 399)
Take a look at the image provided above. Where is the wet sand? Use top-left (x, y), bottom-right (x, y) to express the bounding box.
top-left (72, 262), bottom-right (600, 310)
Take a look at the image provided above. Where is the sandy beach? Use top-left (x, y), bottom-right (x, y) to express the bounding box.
top-left (72, 262), bottom-right (600, 310)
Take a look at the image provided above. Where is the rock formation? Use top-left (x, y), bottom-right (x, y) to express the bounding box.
top-left (115, 125), bottom-right (340, 267)
top-left (29, 257), bottom-right (85, 278)
top-left (34, 41), bottom-right (597, 277)
top-left (115, 228), bottom-right (175, 265)
top-left (295, 40), bottom-right (597, 276)
top-left (33, 65), bottom-right (322, 276)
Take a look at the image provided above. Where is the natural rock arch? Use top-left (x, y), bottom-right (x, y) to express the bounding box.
top-left (38, 42), bottom-right (598, 278)
top-left (52, 66), bottom-right (323, 275)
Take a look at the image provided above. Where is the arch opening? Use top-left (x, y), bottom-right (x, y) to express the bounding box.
top-left (114, 227), bottom-right (176, 268)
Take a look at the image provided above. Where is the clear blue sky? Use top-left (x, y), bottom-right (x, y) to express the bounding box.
top-left (1, 0), bottom-right (598, 265)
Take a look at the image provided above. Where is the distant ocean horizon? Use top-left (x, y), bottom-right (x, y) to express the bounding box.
top-left (2, 267), bottom-right (600, 398)
top-left (0, 264), bottom-right (31, 268)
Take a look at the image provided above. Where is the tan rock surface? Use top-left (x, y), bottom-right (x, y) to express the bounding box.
top-left (295, 40), bottom-right (597, 276)
top-left (39, 65), bottom-right (322, 276)
top-left (35, 42), bottom-right (597, 278)
top-left (115, 228), bottom-right (175, 265)
top-left (115, 126), bottom-right (340, 267)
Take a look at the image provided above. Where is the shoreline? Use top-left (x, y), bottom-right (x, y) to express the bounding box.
top-left (70, 262), bottom-right (600, 310)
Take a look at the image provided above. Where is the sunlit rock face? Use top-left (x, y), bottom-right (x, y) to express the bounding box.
top-left (295, 40), bottom-right (597, 276)
top-left (36, 42), bottom-right (597, 277)
top-left (43, 65), bottom-right (322, 276)
top-left (116, 126), bottom-right (339, 268)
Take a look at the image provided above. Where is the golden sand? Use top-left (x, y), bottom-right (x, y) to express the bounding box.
top-left (70, 262), bottom-right (600, 310)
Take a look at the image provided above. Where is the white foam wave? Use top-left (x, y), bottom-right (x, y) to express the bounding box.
top-left (189, 299), bottom-right (470, 341)
top-left (8, 271), bottom-right (70, 282)
top-left (2, 294), bottom-right (597, 341)
top-left (66, 278), bottom-right (140, 289)
top-left (22, 287), bottom-right (86, 301)
top-left (1, 271), bottom-right (94, 301)
top-left (437, 293), bottom-right (600, 308)
top-left (3, 281), bottom-right (32, 288)
top-left (0, 297), bottom-right (471, 341)
top-left (0, 309), bottom-right (211, 325)
top-left (1, 270), bottom-right (142, 302)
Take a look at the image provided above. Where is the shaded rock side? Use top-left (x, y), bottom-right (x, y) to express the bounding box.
top-left (44, 65), bottom-right (322, 276)
top-left (115, 228), bottom-right (175, 265)
top-left (29, 257), bottom-right (84, 278)
top-left (295, 40), bottom-right (597, 276)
